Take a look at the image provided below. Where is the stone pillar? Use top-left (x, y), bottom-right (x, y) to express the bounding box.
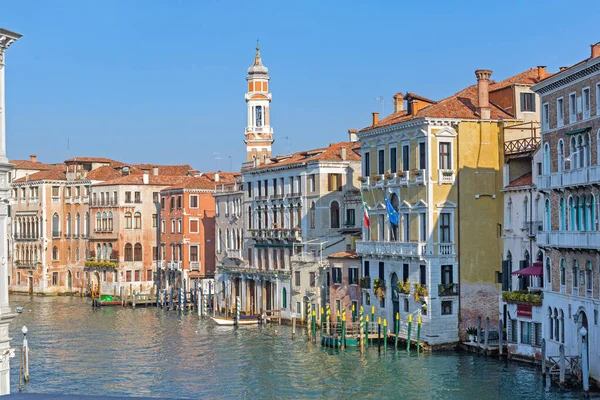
top-left (0, 28), bottom-right (21, 396)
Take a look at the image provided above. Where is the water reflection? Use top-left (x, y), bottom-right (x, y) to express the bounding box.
top-left (8, 296), bottom-right (580, 399)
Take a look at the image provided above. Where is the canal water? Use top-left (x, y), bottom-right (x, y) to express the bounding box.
top-left (6, 295), bottom-right (584, 399)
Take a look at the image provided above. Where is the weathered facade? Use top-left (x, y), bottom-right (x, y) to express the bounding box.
top-left (328, 250), bottom-right (362, 321)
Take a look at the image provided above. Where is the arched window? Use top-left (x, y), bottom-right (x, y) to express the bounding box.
top-left (52, 213), bottom-right (60, 237)
top-left (134, 212), bottom-right (141, 229)
top-left (102, 243), bottom-right (107, 260)
top-left (586, 261), bottom-right (593, 297)
top-left (559, 198), bottom-right (565, 230)
top-left (548, 307), bottom-right (554, 340)
top-left (543, 143), bottom-right (550, 174)
top-left (108, 244), bottom-right (113, 259)
top-left (544, 199), bottom-right (551, 231)
top-left (545, 257), bottom-right (551, 285)
top-left (310, 202), bottom-right (316, 229)
top-left (591, 195), bottom-right (596, 231)
top-left (568, 196), bottom-right (575, 231)
top-left (585, 133), bottom-right (592, 167)
top-left (560, 258), bottom-right (566, 287)
top-left (124, 212), bottom-right (132, 229)
top-left (96, 244), bottom-right (101, 260)
top-left (554, 308), bottom-right (559, 341)
top-left (217, 229), bottom-right (222, 253)
top-left (102, 212), bottom-right (107, 231)
top-left (282, 287), bottom-right (287, 309)
top-left (134, 243), bottom-right (142, 261)
top-left (226, 229), bottom-right (231, 250)
top-left (52, 246), bottom-right (59, 261)
top-left (95, 212), bottom-right (101, 231)
top-left (330, 201), bottom-right (340, 229)
top-left (523, 197), bottom-right (529, 225)
top-left (66, 213), bottom-right (72, 236)
top-left (108, 211), bottom-right (113, 231)
top-left (572, 259), bottom-right (579, 290)
top-left (85, 212), bottom-right (90, 237)
top-left (557, 139), bottom-right (565, 173)
top-left (75, 213), bottom-right (81, 236)
top-left (170, 197), bottom-right (175, 210)
top-left (559, 309), bottom-right (565, 344)
top-left (124, 243), bottom-right (133, 261)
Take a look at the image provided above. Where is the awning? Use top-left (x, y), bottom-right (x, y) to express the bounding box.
top-left (511, 261), bottom-right (543, 276)
top-left (566, 127), bottom-right (591, 135)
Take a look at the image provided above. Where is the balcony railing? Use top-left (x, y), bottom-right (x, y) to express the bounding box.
top-left (226, 249), bottom-right (243, 260)
top-left (288, 192), bottom-right (302, 199)
top-left (438, 283), bottom-right (459, 296)
top-left (250, 228), bottom-right (302, 241)
top-left (537, 231), bottom-right (600, 250)
top-left (168, 261), bottom-right (182, 271)
top-left (14, 235), bottom-right (40, 241)
top-left (189, 261), bottom-right (201, 271)
top-left (501, 290), bottom-right (543, 305)
top-left (537, 165), bottom-right (600, 190)
top-left (357, 241), bottom-right (456, 257)
top-left (291, 253), bottom-right (322, 263)
top-left (504, 137), bottom-right (540, 156)
top-left (522, 220), bottom-right (543, 236)
top-left (52, 230), bottom-right (61, 238)
top-left (91, 198), bottom-right (119, 207)
top-left (438, 169), bottom-right (455, 185)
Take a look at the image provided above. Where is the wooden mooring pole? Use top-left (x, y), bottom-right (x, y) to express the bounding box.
top-left (484, 317), bottom-right (490, 350)
top-left (541, 339), bottom-right (546, 376)
top-left (559, 344), bottom-right (565, 386)
top-left (292, 317), bottom-right (296, 339)
top-left (498, 318), bottom-right (503, 356)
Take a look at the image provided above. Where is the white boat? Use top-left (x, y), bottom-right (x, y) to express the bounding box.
top-left (211, 316), bottom-right (261, 326)
top-left (15, 306), bottom-right (23, 313)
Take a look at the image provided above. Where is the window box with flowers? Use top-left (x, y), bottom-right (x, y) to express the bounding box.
top-left (397, 279), bottom-right (411, 295)
top-left (373, 278), bottom-right (386, 301)
top-left (413, 283), bottom-right (428, 302)
top-left (384, 173), bottom-right (394, 181)
top-left (360, 276), bottom-right (371, 289)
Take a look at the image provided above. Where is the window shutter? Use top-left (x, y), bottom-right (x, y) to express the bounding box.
top-left (502, 260), bottom-right (509, 291)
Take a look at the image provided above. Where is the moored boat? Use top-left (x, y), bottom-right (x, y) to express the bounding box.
top-left (211, 316), bottom-right (261, 326)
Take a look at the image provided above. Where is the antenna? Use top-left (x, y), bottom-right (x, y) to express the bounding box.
top-left (213, 152), bottom-right (222, 171)
top-left (375, 96), bottom-right (385, 115)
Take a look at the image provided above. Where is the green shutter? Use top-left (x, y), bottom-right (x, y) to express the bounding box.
top-left (282, 287), bottom-right (287, 309)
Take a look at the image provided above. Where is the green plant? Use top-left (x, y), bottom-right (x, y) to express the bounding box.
top-left (360, 276), bottom-right (371, 289)
top-left (358, 176), bottom-right (368, 183)
top-left (442, 170), bottom-right (454, 177)
top-left (84, 259), bottom-right (119, 270)
top-left (397, 279), bottom-right (410, 294)
top-left (373, 278), bottom-right (386, 301)
top-left (501, 290), bottom-right (542, 305)
top-left (466, 326), bottom-right (477, 335)
top-left (374, 175), bottom-right (383, 181)
top-left (384, 173), bottom-right (393, 180)
top-left (413, 283), bottom-right (428, 303)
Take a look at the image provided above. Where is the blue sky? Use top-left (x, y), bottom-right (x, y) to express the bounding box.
top-left (3, 0), bottom-right (599, 171)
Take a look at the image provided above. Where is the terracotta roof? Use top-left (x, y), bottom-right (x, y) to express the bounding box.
top-left (13, 169), bottom-right (66, 182)
top-left (133, 164), bottom-right (194, 176)
top-left (161, 176), bottom-right (223, 191)
top-left (506, 172), bottom-right (532, 188)
top-left (92, 174), bottom-right (188, 187)
top-left (248, 141), bottom-right (361, 171)
top-left (64, 157), bottom-right (123, 165)
top-left (9, 160), bottom-right (60, 171)
top-left (86, 165), bottom-right (124, 181)
top-left (405, 92), bottom-right (437, 104)
top-left (490, 68), bottom-right (555, 91)
top-left (201, 172), bottom-right (240, 184)
top-left (328, 250), bottom-right (360, 259)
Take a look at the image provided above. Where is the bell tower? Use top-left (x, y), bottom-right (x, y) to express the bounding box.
top-left (245, 43), bottom-right (273, 163)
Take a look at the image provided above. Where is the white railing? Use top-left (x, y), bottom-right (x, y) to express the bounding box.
top-left (537, 231), bottom-right (600, 250)
top-left (414, 169), bottom-right (426, 185)
top-left (168, 261), bottom-right (182, 270)
top-left (189, 261), bottom-right (200, 271)
top-left (572, 287), bottom-right (579, 297)
top-left (291, 253), bottom-right (322, 263)
top-left (360, 176), bottom-right (370, 189)
top-left (356, 241), bottom-right (456, 257)
top-left (438, 169), bottom-right (455, 185)
top-left (537, 166), bottom-right (600, 190)
top-left (226, 249), bottom-right (242, 260)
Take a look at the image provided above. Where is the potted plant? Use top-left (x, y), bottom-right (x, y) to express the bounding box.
top-left (373, 278), bottom-right (386, 301)
top-left (397, 279), bottom-right (410, 295)
top-left (413, 283), bottom-right (428, 303)
top-left (384, 172), bottom-right (393, 180)
top-left (442, 170), bottom-right (454, 177)
top-left (358, 176), bottom-right (368, 183)
top-left (466, 326), bottom-right (477, 342)
top-left (374, 175), bottom-right (383, 182)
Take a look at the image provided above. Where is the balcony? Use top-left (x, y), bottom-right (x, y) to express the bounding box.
top-left (27, 197), bottom-right (39, 204)
top-left (438, 283), bottom-right (459, 296)
top-left (287, 192), bottom-right (302, 199)
top-left (522, 220), bottom-right (543, 237)
top-left (93, 228), bottom-right (114, 234)
top-left (501, 290), bottom-right (542, 306)
top-left (52, 230), bottom-right (61, 238)
top-left (360, 176), bottom-right (370, 190)
top-left (226, 249), bottom-right (243, 260)
top-left (250, 228), bottom-right (301, 242)
top-left (357, 241), bottom-right (456, 257)
top-left (504, 137), bottom-right (540, 156)
top-left (359, 276), bottom-right (371, 289)
top-left (537, 231), bottom-right (600, 250)
top-left (189, 261), bottom-right (201, 271)
top-left (168, 261), bottom-right (182, 271)
top-left (438, 169), bottom-right (455, 185)
top-left (91, 198), bottom-right (119, 207)
top-left (256, 195), bottom-right (269, 202)
top-left (14, 261), bottom-right (42, 269)
top-left (14, 235), bottom-right (40, 242)
top-left (537, 165), bottom-right (600, 191)
top-left (291, 253), bottom-right (321, 263)
top-left (271, 193), bottom-right (285, 200)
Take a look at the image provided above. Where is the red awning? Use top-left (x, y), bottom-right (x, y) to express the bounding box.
top-left (511, 261), bottom-right (543, 276)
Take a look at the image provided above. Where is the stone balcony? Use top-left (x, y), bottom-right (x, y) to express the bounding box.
top-left (189, 261), bottom-right (201, 271)
top-left (356, 241), bottom-right (456, 258)
top-left (537, 231), bottom-right (600, 250)
top-left (537, 165), bottom-right (600, 191)
top-left (168, 261), bottom-right (182, 271)
top-left (250, 228), bottom-right (302, 242)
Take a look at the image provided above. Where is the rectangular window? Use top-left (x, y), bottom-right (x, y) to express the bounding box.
top-left (177, 195), bottom-right (182, 209)
top-left (439, 268), bottom-right (454, 291)
top-left (521, 321), bottom-right (531, 345)
top-left (419, 213), bottom-right (427, 242)
top-left (402, 213), bottom-right (410, 242)
top-left (309, 174), bottom-right (316, 192)
top-left (161, 219), bottom-right (165, 234)
top-left (294, 271), bottom-right (301, 286)
top-left (402, 145), bottom-right (409, 171)
top-left (152, 214), bottom-right (157, 228)
top-left (309, 272), bottom-right (316, 287)
top-left (134, 270), bottom-right (140, 282)
top-left (52, 186), bottom-right (59, 197)
top-left (363, 261), bottom-right (370, 278)
top-left (153, 192), bottom-right (159, 203)
top-left (508, 319), bottom-right (518, 343)
top-left (378, 262), bottom-right (384, 280)
top-left (419, 265), bottom-right (426, 286)
top-left (403, 298), bottom-right (409, 312)
top-left (378, 149), bottom-right (385, 175)
top-left (403, 264), bottom-right (409, 282)
top-left (332, 267), bottom-right (342, 284)
top-left (152, 246), bottom-right (158, 260)
top-left (390, 147), bottom-right (397, 173)
top-left (125, 191), bottom-right (132, 203)
top-left (569, 93), bottom-right (576, 123)
top-left (534, 323), bottom-right (543, 346)
top-left (52, 272), bottom-right (59, 286)
top-left (440, 213), bottom-right (451, 243)
top-left (439, 142), bottom-right (451, 169)
top-left (346, 209), bottom-right (355, 226)
top-left (190, 245), bottom-right (199, 262)
top-left (134, 191), bottom-right (141, 203)
top-left (365, 292), bottom-right (371, 306)
top-left (161, 197), bottom-right (165, 210)
top-left (349, 267), bottom-right (358, 285)
top-left (557, 98), bottom-right (564, 127)
top-left (190, 195), bottom-right (198, 208)
top-left (583, 87), bottom-right (590, 119)
top-left (171, 219), bottom-right (175, 233)
top-left (441, 300), bottom-right (453, 315)
top-left (328, 173), bottom-right (342, 191)
top-left (177, 219), bottom-right (182, 234)
top-left (597, 84), bottom-right (600, 115)
top-left (542, 103), bottom-right (549, 130)
top-left (418, 142), bottom-right (426, 170)
top-left (189, 219), bottom-right (199, 233)
top-left (364, 152), bottom-right (370, 176)
top-left (520, 92), bottom-right (535, 112)
top-left (126, 270), bottom-right (132, 282)
top-left (147, 270), bottom-right (153, 281)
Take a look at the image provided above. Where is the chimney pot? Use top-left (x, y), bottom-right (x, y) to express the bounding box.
top-left (559, 66), bottom-right (568, 71)
top-left (215, 172), bottom-right (220, 182)
top-left (29, 154), bottom-right (37, 163)
top-left (536, 66), bottom-right (547, 80)
top-left (341, 146), bottom-right (347, 161)
top-left (591, 42), bottom-right (600, 59)
top-left (393, 93), bottom-right (405, 113)
top-left (347, 128), bottom-right (358, 142)
top-left (475, 69), bottom-right (493, 120)
top-left (143, 171), bottom-right (149, 185)
top-left (372, 112), bottom-right (379, 126)
top-left (152, 166), bottom-right (159, 176)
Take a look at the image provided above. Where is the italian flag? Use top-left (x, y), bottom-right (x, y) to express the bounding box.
top-left (361, 191), bottom-right (370, 229)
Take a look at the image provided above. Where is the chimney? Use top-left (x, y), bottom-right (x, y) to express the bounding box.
top-left (214, 171), bottom-right (220, 182)
top-left (143, 171), bottom-right (149, 185)
top-left (122, 166), bottom-right (130, 176)
top-left (372, 112), bottom-right (379, 126)
top-left (348, 128), bottom-right (358, 142)
top-left (152, 166), bottom-right (159, 176)
top-left (29, 154), bottom-right (37, 163)
top-left (341, 146), bottom-right (347, 161)
top-left (591, 42), bottom-right (600, 59)
top-left (536, 66), bottom-right (547, 80)
top-left (475, 69), bottom-right (493, 120)
top-left (393, 93), bottom-right (405, 112)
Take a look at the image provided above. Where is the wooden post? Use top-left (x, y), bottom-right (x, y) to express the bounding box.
top-left (541, 339), bottom-right (546, 376)
top-left (292, 317), bottom-right (296, 339)
top-left (498, 318), bottom-right (503, 356)
top-left (484, 316), bottom-right (490, 350)
top-left (22, 327), bottom-right (29, 383)
top-left (132, 291), bottom-right (136, 308)
top-left (120, 286), bottom-right (124, 306)
top-left (559, 344), bottom-right (565, 386)
top-left (477, 316), bottom-right (482, 347)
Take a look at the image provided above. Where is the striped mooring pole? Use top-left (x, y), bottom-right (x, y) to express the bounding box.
top-left (395, 312), bottom-right (399, 350)
top-left (183, 279), bottom-right (187, 310)
top-left (235, 296), bottom-right (241, 326)
top-left (326, 304), bottom-right (331, 335)
top-left (370, 306), bottom-right (375, 346)
top-left (203, 292), bottom-right (208, 317)
top-left (377, 317), bottom-right (381, 352)
top-left (320, 307), bottom-right (325, 331)
top-left (312, 310), bottom-right (317, 341)
top-left (383, 319), bottom-right (387, 352)
top-left (306, 303), bottom-right (311, 336)
top-left (417, 313), bottom-right (422, 353)
top-left (359, 306), bottom-right (364, 351)
top-left (341, 311), bottom-right (347, 350)
top-left (365, 315), bottom-right (369, 350)
top-left (407, 313), bottom-right (413, 351)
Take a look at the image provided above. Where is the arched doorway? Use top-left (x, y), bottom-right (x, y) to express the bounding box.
top-left (67, 270), bottom-right (72, 292)
top-left (578, 310), bottom-right (589, 362)
top-left (390, 272), bottom-right (399, 333)
top-left (94, 272), bottom-right (101, 295)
